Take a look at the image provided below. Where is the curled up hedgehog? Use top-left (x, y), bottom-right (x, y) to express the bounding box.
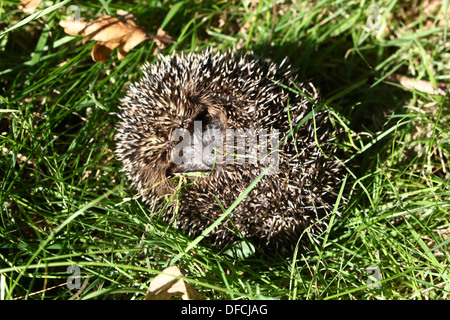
top-left (116, 49), bottom-right (347, 254)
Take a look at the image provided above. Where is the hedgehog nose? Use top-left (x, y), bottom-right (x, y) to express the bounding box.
top-left (169, 114), bottom-right (224, 174)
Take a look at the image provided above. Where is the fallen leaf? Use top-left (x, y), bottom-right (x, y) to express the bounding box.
top-left (387, 74), bottom-right (449, 96)
top-left (59, 12), bottom-right (174, 62)
top-left (18, 0), bottom-right (42, 14)
top-left (144, 266), bottom-right (202, 300)
top-left (154, 27), bottom-right (175, 47)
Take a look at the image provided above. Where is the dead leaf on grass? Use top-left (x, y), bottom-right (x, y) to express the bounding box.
top-left (60, 11), bottom-right (174, 62)
top-left (387, 74), bottom-right (450, 96)
top-left (18, 0), bottom-right (43, 14)
top-left (144, 266), bottom-right (202, 300)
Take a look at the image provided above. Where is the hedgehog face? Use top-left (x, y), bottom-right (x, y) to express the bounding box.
top-left (116, 50), bottom-right (346, 253)
top-left (169, 106), bottom-right (226, 174)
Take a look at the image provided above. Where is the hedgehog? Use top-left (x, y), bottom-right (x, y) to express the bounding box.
top-left (115, 49), bottom-right (346, 254)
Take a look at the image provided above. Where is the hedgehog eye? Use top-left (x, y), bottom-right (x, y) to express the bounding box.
top-left (169, 110), bottom-right (224, 174)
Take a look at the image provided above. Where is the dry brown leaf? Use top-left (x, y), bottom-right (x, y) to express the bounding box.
top-left (388, 74), bottom-right (449, 96)
top-left (18, 0), bottom-right (42, 14)
top-left (59, 12), bottom-right (174, 62)
top-left (154, 28), bottom-right (175, 47)
top-left (144, 266), bottom-right (202, 300)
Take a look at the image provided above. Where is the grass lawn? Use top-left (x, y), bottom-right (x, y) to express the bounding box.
top-left (0, 0), bottom-right (449, 300)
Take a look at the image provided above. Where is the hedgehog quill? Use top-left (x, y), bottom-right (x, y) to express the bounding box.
top-left (116, 49), bottom-right (347, 254)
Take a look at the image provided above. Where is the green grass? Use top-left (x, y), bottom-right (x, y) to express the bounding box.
top-left (0, 0), bottom-right (449, 300)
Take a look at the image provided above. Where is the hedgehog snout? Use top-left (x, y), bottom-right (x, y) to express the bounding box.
top-left (169, 109), bottom-right (224, 174)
